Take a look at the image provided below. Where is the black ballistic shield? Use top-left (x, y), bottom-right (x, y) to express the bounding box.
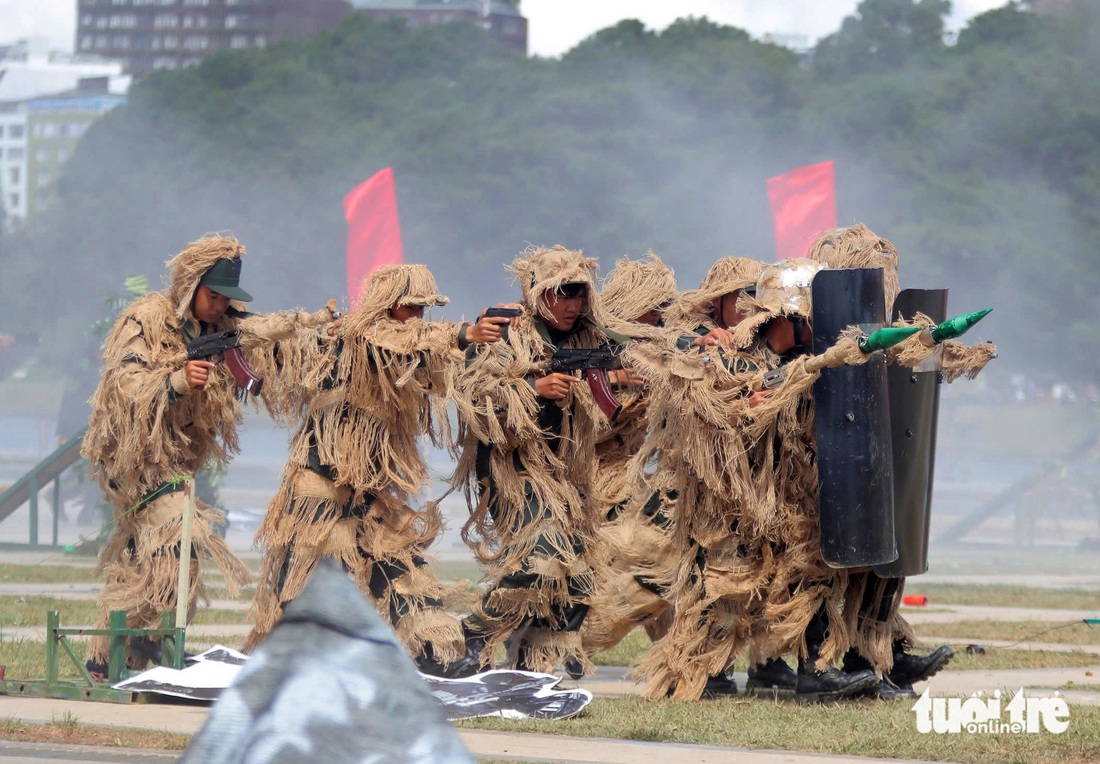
top-left (874, 288), bottom-right (948, 578)
top-left (812, 268), bottom-right (897, 568)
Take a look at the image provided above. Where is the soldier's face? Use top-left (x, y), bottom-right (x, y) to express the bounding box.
top-left (764, 315), bottom-right (812, 354)
top-left (389, 304), bottom-right (425, 322)
top-left (192, 285), bottom-right (230, 324)
top-left (714, 290), bottom-right (746, 329)
top-left (635, 307), bottom-right (663, 326)
top-left (541, 285), bottom-right (586, 331)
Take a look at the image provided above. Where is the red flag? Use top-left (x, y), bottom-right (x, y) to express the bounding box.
top-left (766, 161), bottom-right (837, 260)
top-left (344, 167), bottom-right (404, 307)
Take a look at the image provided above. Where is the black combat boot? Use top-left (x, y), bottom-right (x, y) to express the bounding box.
top-left (415, 643), bottom-right (482, 679)
top-left (701, 672), bottom-right (738, 699)
top-left (130, 636), bottom-right (162, 666)
top-left (666, 672), bottom-right (739, 699)
top-left (796, 656), bottom-right (877, 703)
top-left (84, 658), bottom-right (109, 682)
top-left (461, 622), bottom-right (489, 672)
top-left (795, 605), bottom-right (876, 702)
top-left (888, 642), bottom-right (954, 687)
top-left (414, 649), bottom-right (447, 677)
top-left (841, 649), bottom-right (917, 700)
top-left (746, 657), bottom-right (797, 692)
top-left (563, 656), bottom-right (585, 680)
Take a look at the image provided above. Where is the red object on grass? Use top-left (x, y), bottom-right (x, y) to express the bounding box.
top-left (766, 160), bottom-right (837, 260)
top-left (903, 594), bottom-right (928, 607)
top-left (344, 167), bottom-right (404, 309)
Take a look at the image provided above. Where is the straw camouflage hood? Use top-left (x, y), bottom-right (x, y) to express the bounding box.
top-left (508, 245), bottom-right (612, 327)
top-left (165, 233), bottom-right (247, 325)
top-left (345, 264), bottom-right (449, 329)
top-left (665, 256), bottom-right (765, 329)
top-left (731, 258), bottom-right (825, 348)
top-left (808, 224), bottom-right (900, 314)
top-left (599, 252), bottom-right (678, 323)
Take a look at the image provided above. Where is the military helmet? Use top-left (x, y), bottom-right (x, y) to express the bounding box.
top-left (753, 258), bottom-right (824, 319)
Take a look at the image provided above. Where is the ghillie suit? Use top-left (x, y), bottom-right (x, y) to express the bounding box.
top-left (808, 224), bottom-right (996, 692)
top-left (662, 256), bottom-right (765, 336)
top-left (246, 265), bottom-right (473, 676)
top-left (580, 253), bottom-right (681, 657)
top-left (82, 234), bottom-right (334, 668)
top-left (629, 259), bottom-right (886, 700)
top-left (453, 245), bottom-right (623, 676)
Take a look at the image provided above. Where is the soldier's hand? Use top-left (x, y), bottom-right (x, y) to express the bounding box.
top-left (324, 299), bottom-right (343, 336)
top-left (747, 389), bottom-right (774, 408)
top-left (467, 315), bottom-right (508, 343)
top-left (476, 302), bottom-right (524, 330)
top-left (535, 372), bottom-right (578, 400)
top-left (608, 368), bottom-right (644, 388)
top-left (184, 360), bottom-right (216, 389)
top-left (692, 326), bottom-right (734, 349)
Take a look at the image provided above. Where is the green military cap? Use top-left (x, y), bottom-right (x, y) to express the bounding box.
top-left (200, 258), bottom-right (253, 302)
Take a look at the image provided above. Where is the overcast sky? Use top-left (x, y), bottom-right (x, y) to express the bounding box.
top-left (2, 0), bottom-right (1010, 57)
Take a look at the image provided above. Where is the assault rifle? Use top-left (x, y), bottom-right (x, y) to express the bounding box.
top-left (481, 306), bottom-right (522, 342)
top-left (186, 330), bottom-right (264, 396)
top-left (548, 344), bottom-right (625, 421)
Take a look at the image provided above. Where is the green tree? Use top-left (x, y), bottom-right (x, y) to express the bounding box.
top-left (813, 0), bottom-right (951, 79)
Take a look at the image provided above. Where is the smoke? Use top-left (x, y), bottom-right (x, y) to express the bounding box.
top-left (0, 0), bottom-right (75, 52)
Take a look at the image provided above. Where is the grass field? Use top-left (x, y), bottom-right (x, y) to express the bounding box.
top-left (0, 716), bottom-right (190, 751)
top-left (457, 697), bottom-right (1100, 764)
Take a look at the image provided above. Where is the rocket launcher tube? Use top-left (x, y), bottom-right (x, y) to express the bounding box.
top-left (762, 325), bottom-right (920, 389)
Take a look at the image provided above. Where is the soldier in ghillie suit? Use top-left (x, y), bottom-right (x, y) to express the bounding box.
top-left (82, 234), bottom-right (335, 676)
top-left (804, 224), bottom-right (997, 699)
top-left (663, 256), bottom-right (766, 343)
top-left (574, 254), bottom-right (679, 670)
top-left (246, 264), bottom-right (503, 678)
top-left (579, 254), bottom-right (766, 682)
top-left (453, 245), bottom-right (628, 676)
top-left (626, 258), bottom-right (891, 701)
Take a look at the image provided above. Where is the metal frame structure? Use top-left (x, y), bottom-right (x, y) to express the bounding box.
top-left (0, 609), bottom-right (186, 703)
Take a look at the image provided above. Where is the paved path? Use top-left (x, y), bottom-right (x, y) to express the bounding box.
top-left (0, 741), bottom-right (178, 763)
top-left (0, 698), bottom-right (945, 764)
top-left (901, 603), bottom-right (1100, 624)
top-left (0, 733), bottom-right (948, 764)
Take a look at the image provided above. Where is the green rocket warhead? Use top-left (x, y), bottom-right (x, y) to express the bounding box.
top-left (929, 308), bottom-right (993, 343)
top-left (859, 325), bottom-right (921, 353)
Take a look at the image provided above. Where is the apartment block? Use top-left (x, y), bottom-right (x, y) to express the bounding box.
top-left (75, 0), bottom-right (354, 78)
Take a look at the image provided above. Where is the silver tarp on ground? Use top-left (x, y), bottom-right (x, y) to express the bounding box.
top-left (178, 560), bottom-right (476, 764)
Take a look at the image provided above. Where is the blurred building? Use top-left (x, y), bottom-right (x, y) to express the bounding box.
top-left (0, 77), bottom-right (127, 228)
top-left (0, 39), bottom-right (124, 102)
top-left (73, 0), bottom-right (528, 79)
top-left (351, 1), bottom-right (527, 55)
top-left (74, 0), bottom-right (354, 78)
